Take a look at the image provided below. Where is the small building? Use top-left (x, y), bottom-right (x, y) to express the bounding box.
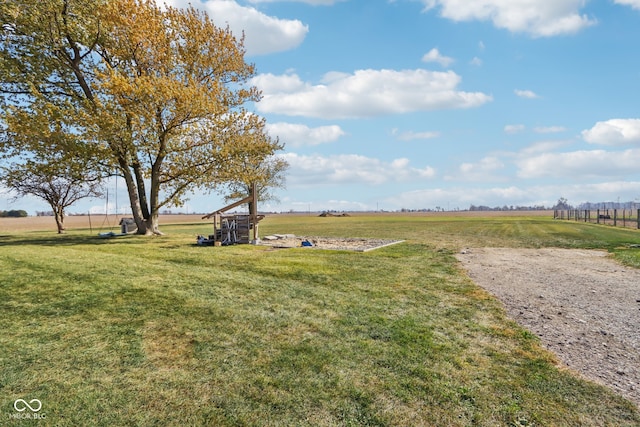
top-left (119, 218), bottom-right (137, 234)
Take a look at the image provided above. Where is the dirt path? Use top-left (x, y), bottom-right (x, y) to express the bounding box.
top-left (456, 248), bottom-right (640, 407)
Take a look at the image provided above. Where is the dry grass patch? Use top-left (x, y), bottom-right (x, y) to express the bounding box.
top-left (142, 321), bottom-right (196, 370)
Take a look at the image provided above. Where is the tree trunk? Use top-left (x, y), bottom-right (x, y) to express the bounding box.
top-left (133, 161), bottom-right (150, 220)
top-left (53, 206), bottom-right (65, 234)
top-left (117, 163), bottom-right (165, 236)
top-left (144, 212), bottom-right (163, 236)
top-left (118, 162), bottom-right (149, 235)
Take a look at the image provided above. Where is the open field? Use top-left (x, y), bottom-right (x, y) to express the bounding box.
top-left (0, 210), bottom-right (554, 234)
top-left (1, 212), bottom-right (640, 426)
top-left (0, 214), bottom-right (207, 234)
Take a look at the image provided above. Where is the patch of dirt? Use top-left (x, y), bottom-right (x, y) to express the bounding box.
top-left (258, 235), bottom-right (403, 252)
top-left (456, 248), bottom-right (640, 407)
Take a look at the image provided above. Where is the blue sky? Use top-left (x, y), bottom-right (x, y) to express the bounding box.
top-left (5, 0), bottom-right (640, 215)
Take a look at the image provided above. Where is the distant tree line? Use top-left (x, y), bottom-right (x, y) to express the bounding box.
top-left (575, 201), bottom-right (640, 210)
top-left (468, 205), bottom-right (548, 212)
top-left (551, 197), bottom-right (640, 211)
top-left (0, 209), bottom-right (27, 218)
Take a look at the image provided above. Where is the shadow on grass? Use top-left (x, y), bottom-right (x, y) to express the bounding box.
top-left (0, 232), bottom-right (142, 247)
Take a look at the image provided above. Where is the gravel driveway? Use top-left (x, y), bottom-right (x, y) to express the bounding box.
top-left (456, 248), bottom-right (640, 407)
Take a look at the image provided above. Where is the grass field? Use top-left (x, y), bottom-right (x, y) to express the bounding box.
top-left (2, 212), bottom-right (640, 426)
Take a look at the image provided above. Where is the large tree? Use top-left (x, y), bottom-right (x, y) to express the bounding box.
top-left (0, 0), bottom-right (282, 235)
top-left (0, 102), bottom-right (104, 233)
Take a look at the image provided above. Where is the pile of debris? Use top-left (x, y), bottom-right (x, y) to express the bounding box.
top-left (318, 212), bottom-right (351, 217)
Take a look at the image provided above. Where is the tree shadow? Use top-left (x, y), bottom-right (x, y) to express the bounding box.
top-left (0, 233), bottom-right (141, 247)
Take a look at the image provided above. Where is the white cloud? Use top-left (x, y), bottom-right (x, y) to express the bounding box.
top-left (266, 122), bottom-right (345, 147)
top-left (422, 48), bottom-right (455, 67)
top-left (255, 72), bottom-right (309, 94)
top-left (458, 156), bottom-right (504, 175)
top-left (504, 124), bottom-right (525, 134)
top-left (421, 0), bottom-right (596, 37)
top-left (162, 0), bottom-right (308, 56)
top-left (253, 69), bottom-right (492, 119)
top-left (276, 180), bottom-right (640, 211)
top-left (516, 149), bottom-right (640, 179)
top-left (248, 0), bottom-right (343, 4)
top-left (385, 181), bottom-right (640, 210)
top-left (582, 119), bottom-right (640, 146)
top-left (561, 181), bottom-right (640, 204)
top-left (614, 0), bottom-right (640, 10)
top-left (519, 139), bottom-right (573, 155)
top-left (534, 126), bottom-right (566, 133)
top-left (515, 89), bottom-right (539, 99)
top-left (443, 156), bottom-right (506, 183)
top-left (281, 153), bottom-right (436, 186)
top-left (159, 0), bottom-right (194, 8)
top-left (392, 129), bottom-right (441, 141)
top-left (470, 57), bottom-right (483, 66)
top-left (89, 202), bottom-right (132, 215)
top-left (384, 186), bottom-right (531, 210)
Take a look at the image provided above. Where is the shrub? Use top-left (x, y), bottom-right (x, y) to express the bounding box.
top-left (0, 209), bottom-right (28, 218)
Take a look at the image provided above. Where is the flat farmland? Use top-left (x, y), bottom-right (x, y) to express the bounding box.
top-left (0, 214), bottom-right (206, 233)
top-left (0, 210), bottom-right (554, 234)
top-left (2, 210), bottom-right (640, 426)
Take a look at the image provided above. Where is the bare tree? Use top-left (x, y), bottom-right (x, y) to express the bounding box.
top-left (0, 104), bottom-right (104, 233)
top-left (2, 162), bottom-right (102, 233)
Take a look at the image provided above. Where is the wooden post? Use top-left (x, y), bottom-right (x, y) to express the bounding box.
top-left (213, 213), bottom-right (221, 246)
top-left (250, 182), bottom-right (258, 242)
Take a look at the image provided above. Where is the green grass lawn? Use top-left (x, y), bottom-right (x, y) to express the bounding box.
top-left (1, 214), bottom-right (640, 426)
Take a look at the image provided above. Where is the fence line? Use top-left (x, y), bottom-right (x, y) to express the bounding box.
top-left (554, 209), bottom-right (640, 229)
